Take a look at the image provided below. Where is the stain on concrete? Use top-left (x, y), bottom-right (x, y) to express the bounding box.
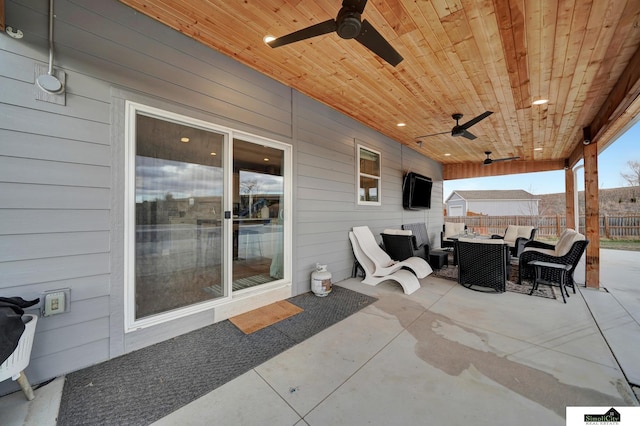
top-left (373, 294), bottom-right (634, 416)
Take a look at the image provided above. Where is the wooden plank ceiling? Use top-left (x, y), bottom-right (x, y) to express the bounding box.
top-left (118, 0), bottom-right (640, 180)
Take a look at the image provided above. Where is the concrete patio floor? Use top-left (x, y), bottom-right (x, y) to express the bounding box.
top-left (1, 249), bottom-right (639, 425)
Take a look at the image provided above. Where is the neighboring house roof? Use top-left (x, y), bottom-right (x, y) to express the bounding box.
top-left (445, 190), bottom-right (540, 203)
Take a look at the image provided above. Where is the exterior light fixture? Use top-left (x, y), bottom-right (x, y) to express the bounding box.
top-left (263, 35), bottom-right (275, 44)
top-left (583, 127), bottom-right (592, 145)
top-left (180, 137), bottom-right (190, 143)
top-left (532, 99), bottom-right (549, 105)
top-left (397, 122), bottom-right (406, 127)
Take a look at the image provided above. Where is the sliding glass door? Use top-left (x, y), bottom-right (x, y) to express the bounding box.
top-left (232, 139), bottom-right (285, 290)
top-left (125, 102), bottom-right (290, 330)
top-left (133, 113), bottom-right (226, 318)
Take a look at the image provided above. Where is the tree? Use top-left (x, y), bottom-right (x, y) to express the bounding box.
top-left (240, 178), bottom-right (261, 217)
top-left (620, 160), bottom-right (640, 186)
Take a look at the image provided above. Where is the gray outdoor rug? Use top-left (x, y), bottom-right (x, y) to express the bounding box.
top-left (57, 286), bottom-right (377, 426)
top-left (432, 265), bottom-right (557, 299)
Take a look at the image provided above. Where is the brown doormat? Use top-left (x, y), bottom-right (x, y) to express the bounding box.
top-left (229, 300), bottom-right (304, 334)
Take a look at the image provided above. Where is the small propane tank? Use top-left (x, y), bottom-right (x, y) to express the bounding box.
top-left (311, 263), bottom-right (332, 297)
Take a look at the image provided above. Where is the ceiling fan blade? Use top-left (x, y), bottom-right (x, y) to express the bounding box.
top-left (343, 0), bottom-right (368, 14)
top-left (415, 130), bottom-right (450, 138)
top-left (460, 111), bottom-right (493, 130)
top-left (460, 129), bottom-right (477, 140)
top-left (268, 19), bottom-right (337, 48)
top-left (354, 20), bottom-right (404, 66)
top-left (491, 156), bottom-right (521, 163)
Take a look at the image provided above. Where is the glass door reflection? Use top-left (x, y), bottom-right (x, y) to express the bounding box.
top-left (232, 139), bottom-right (284, 290)
top-left (134, 113), bottom-right (225, 319)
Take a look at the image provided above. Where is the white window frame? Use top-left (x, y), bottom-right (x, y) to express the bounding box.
top-left (357, 144), bottom-right (382, 206)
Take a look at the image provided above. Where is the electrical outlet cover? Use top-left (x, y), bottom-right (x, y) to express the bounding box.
top-left (42, 288), bottom-right (71, 316)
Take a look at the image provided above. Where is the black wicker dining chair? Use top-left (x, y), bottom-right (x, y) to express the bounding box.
top-left (456, 238), bottom-right (510, 293)
top-left (491, 225), bottom-right (537, 257)
top-left (519, 239), bottom-right (589, 294)
top-left (441, 222), bottom-right (467, 250)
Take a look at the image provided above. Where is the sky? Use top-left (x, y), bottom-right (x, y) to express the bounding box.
top-left (443, 118), bottom-right (640, 200)
top-left (136, 157), bottom-right (283, 202)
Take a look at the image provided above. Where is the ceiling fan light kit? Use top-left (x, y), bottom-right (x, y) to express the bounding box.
top-left (267, 0), bottom-right (403, 67)
top-left (336, 9), bottom-right (361, 39)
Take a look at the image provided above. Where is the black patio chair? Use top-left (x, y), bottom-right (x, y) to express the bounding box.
top-left (403, 222), bottom-right (449, 269)
top-left (380, 231), bottom-right (427, 261)
top-left (401, 223), bottom-right (430, 256)
top-left (491, 225), bottom-right (537, 257)
top-left (456, 239), bottom-right (510, 293)
top-left (519, 239), bottom-right (589, 293)
top-left (441, 222), bottom-right (467, 250)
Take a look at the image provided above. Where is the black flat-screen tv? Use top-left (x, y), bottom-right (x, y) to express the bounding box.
top-left (402, 172), bottom-right (432, 210)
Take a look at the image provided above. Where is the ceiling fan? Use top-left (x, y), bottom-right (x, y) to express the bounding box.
top-left (266, 0), bottom-right (404, 67)
top-left (416, 111), bottom-right (493, 140)
top-left (483, 151), bottom-right (520, 165)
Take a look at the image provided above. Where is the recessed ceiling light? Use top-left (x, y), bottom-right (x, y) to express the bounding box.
top-left (263, 35), bottom-right (275, 44)
top-left (397, 122), bottom-right (406, 127)
top-left (210, 152), bottom-right (217, 156)
top-left (264, 157), bottom-right (269, 162)
top-left (534, 147), bottom-right (543, 151)
top-left (180, 137), bottom-right (190, 143)
top-left (532, 99), bottom-right (549, 105)
top-left (444, 153), bottom-right (451, 156)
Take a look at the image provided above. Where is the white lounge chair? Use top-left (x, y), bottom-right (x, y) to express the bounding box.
top-left (349, 226), bottom-right (432, 295)
top-left (349, 231), bottom-right (421, 294)
top-left (352, 226), bottom-right (432, 278)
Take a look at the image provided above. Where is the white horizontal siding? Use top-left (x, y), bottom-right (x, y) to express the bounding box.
top-left (0, 157), bottom-right (110, 187)
top-left (0, 0), bottom-right (444, 394)
top-left (0, 74), bottom-right (111, 123)
top-left (0, 183), bottom-right (111, 209)
top-left (0, 253), bottom-right (111, 288)
top-left (32, 317), bottom-right (110, 358)
top-left (26, 339), bottom-right (110, 384)
top-left (0, 129), bottom-right (111, 166)
top-left (0, 210), bottom-right (110, 235)
top-left (1, 273), bottom-right (109, 300)
top-left (295, 92), bottom-right (442, 287)
top-left (0, 103), bottom-right (110, 145)
top-left (0, 231), bottom-right (110, 262)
